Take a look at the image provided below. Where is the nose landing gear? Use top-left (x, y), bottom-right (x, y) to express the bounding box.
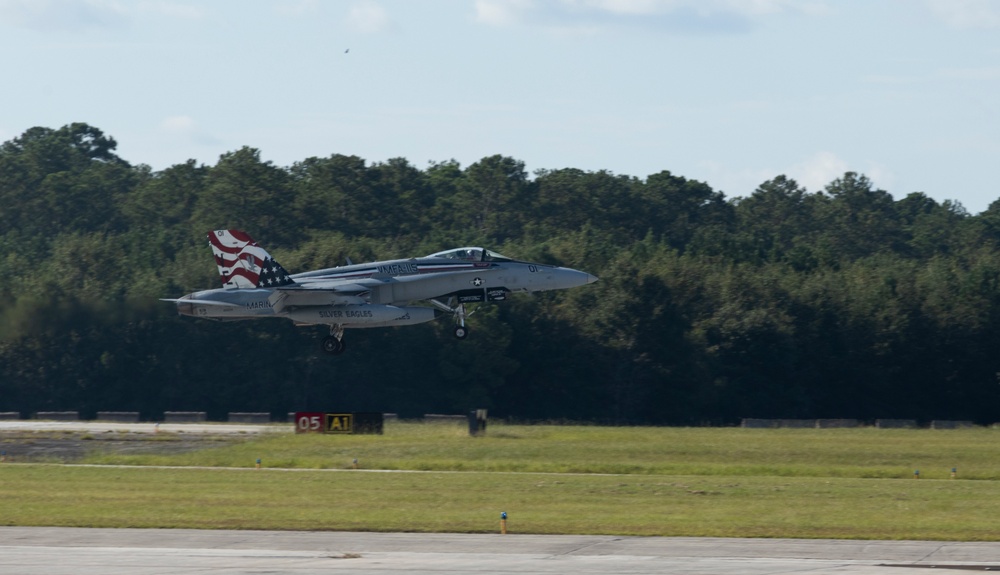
top-left (430, 300), bottom-right (471, 340)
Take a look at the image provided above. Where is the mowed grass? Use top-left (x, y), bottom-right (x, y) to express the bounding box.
top-left (2, 423), bottom-right (1000, 540)
top-left (83, 422), bottom-right (1000, 480)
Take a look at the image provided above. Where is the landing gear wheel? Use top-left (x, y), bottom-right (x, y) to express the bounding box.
top-left (322, 336), bottom-right (346, 355)
top-left (453, 325), bottom-right (469, 340)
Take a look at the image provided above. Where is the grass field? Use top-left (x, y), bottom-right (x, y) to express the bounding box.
top-left (2, 423), bottom-right (1000, 540)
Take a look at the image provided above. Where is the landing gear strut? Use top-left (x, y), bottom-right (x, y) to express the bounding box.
top-left (453, 303), bottom-right (469, 339)
top-left (322, 325), bottom-right (346, 355)
top-left (430, 299), bottom-right (471, 340)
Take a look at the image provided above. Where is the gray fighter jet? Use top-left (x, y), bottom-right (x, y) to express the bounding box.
top-left (163, 230), bottom-right (598, 355)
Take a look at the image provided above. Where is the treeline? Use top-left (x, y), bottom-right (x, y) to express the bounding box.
top-left (3, 123), bottom-right (1000, 424)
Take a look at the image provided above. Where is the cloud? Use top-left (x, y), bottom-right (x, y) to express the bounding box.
top-left (473, 0), bottom-right (828, 34)
top-left (780, 151), bottom-right (895, 194)
top-left (577, 0), bottom-right (825, 17)
top-left (695, 159), bottom-right (775, 198)
top-left (274, 0), bottom-right (319, 17)
top-left (474, 0), bottom-right (533, 26)
top-left (941, 66), bottom-right (1000, 81)
top-left (787, 151), bottom-right (849, 192)
top-left (865, 162), bottom-right (896, 193)
top-left (0, 0), bottom-right (204, 31)
top-left (0, 0), bottom-right (128, 32)
top-left (160, 115), bottom-right (196, 135)
top-left (138, 1), bottom-right (203, 20)
top-left (925, 0), bottom-right (1000, 29)
top-left (159, 115), bottom-right (220, 146)
top-left (722, 0), bottom-right (830, 17)
top-left (348, 0), bottom-right (389, 34)
top-left (695, 150), bottom-right (895, 200)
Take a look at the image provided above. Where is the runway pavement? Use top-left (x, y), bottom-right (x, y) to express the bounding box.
top-left (1, 527), bottom-right (999, 574)
top-left (0, 420), bottom-right (292, 434)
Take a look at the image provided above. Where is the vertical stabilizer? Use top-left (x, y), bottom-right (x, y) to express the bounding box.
top-left (208, 230), bottom-right (295, 289)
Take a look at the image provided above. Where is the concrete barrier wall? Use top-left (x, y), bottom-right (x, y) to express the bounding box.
top-left (930, 420), bottom-right (974, 429)
top-left (96, 411), bottom-right (140, 423)
top-left (741, 418), bottom-right (778, 428)
top-left (227, 412), bottom-right (270, 424)
top-left (779, 419), bottom-right (817, 428)
top-left (163, 411), bottom-right (207, 423)
top-left (876, 419), bottom-right (917, 429)
top-left (817, 419), bottom-right (860, 428)
top-left (742, 419), bottom-right (818, 428)
top-left (36, 411), bottom-right (79, 421)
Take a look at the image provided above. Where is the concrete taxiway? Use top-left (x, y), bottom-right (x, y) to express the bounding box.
top-left (1, 527), bottom-right (999, 574)
top-left (0, 420), bottom-right (291, 435)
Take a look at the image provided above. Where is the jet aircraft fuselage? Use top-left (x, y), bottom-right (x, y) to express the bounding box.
top-left (165, 231), bottom-right (597, 355)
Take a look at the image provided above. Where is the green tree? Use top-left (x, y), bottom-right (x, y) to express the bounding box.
top-left (641, 170), bottom-right (730, 251)
top-left (290, 154), bottom-right (373, 236)
top-left (815, 172), bottom-right (903, 262)
top-left (733, 175), bottom-right (818, 267)
top-left (459, 155), bottom-right (530, 243)
top-left (0, 123), bottom-right (137, 238)
top-left (193, 147), bottom-right (295, 244)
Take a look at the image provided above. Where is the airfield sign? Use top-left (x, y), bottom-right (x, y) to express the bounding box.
top-left (294, 412), bottom-right (383, 434)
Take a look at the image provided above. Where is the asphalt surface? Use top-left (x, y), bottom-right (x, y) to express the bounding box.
top-left (1, 527), bottom-right (999, 575)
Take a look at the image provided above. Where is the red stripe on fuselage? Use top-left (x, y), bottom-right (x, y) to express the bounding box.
top-left (294, 262), bottom-right (489, 283)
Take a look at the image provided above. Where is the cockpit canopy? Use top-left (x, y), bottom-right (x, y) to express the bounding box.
top-left (425, 247), bottom-right (512, 263)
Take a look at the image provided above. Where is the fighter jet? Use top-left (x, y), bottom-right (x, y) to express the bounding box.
top-left (163, 230), bottom-right (598, 355)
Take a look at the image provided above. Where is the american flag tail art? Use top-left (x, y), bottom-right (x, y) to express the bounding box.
top-left (208, 230), bottom-right (296, 289)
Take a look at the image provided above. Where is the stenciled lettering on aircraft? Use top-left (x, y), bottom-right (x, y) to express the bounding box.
top-left (319, 309), bottom-right (375, 319)
top-left (376, 263), bottom-right (418, 275)
top-left (245, 300), bottom-right (272, 310)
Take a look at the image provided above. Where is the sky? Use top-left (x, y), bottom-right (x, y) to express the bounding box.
top-left (1, 0), bottom-right (999, 213)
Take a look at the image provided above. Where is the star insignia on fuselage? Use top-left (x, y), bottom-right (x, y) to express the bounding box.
top-left (472, 277), bottom-right (483, 287)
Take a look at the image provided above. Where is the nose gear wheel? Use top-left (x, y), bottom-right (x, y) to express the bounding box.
top-left (430, 300), bottom-right (472, 340)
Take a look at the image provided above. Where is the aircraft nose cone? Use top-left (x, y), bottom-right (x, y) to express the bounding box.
top-left (554, 267), bottom-right (598, 289)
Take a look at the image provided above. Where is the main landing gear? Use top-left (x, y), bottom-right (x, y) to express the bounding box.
top-left (322, 325), bottom-right (346, 355)
top-left (319, 301), bottom-right (472, 355)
